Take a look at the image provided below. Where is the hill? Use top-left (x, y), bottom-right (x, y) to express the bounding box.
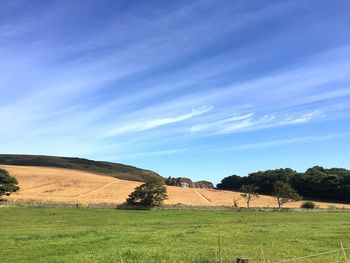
top-left (0, 154), bottom-right (160, 182)
top-left (2, 165), bottom-right (349, 208)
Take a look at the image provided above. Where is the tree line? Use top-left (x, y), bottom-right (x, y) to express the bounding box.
top-left (217, 166), bottom-right (350, 203)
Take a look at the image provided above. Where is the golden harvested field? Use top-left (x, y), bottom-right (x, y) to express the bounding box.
top-left (2, 165), bottom-right (349, 208)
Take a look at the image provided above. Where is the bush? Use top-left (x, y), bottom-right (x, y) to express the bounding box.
top-left (301, 201), bottom-right (316, 209)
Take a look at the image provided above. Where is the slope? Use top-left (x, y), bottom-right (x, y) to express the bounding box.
top-left (0, 154), bottom-right (160, 182)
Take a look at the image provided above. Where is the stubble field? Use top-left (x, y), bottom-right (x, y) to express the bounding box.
top-left (2, 165), bottom-right (349, 209)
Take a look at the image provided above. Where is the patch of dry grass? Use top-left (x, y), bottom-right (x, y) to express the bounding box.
top-left (2, 165), bottom-right (349, 208)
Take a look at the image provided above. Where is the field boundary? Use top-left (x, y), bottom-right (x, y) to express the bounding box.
top-left (191, 189), bottom-right (212, 203)
top-left (1, 200), bottom-right (350, 212)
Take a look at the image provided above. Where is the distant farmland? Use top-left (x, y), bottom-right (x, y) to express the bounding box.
top-left (2, 165), bottom-right (349, 208)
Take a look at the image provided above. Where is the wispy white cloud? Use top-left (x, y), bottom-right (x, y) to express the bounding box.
top-left (190, 113), bottom-right (254, 133)
top-left (214, 132), bottom-right (350, 152)
top-left (280, 111), bottom-right (324, 124)
top-left (103, 106), bottom-right (213, 137)
top-left (190, 110), bottom-right (323, 135)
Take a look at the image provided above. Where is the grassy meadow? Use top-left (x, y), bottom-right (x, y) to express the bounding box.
top-left (0, 207), bottom-right (349, 262)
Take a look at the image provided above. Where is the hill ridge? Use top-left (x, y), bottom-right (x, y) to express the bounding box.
top-left (0, 154), bottom-right (161, 182)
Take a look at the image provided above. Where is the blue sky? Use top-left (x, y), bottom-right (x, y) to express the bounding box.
top-left (1, 0), bottom-right (350, 183)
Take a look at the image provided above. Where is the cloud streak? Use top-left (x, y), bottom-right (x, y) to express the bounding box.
top-left (190, 110), bottom-right (323, 135)
top-left (213, 132), bottom-right (350, 152)
top-left (103, 106), bottom-right (213, 137)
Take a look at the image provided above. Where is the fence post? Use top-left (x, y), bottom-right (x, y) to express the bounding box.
top-left (237, 257), bottom-right (249, 263)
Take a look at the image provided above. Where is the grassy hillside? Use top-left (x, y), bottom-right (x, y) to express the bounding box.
top-left (0, 154), bottom-right (161, 182)
top-left (0, 207), bottom-right (349, 262)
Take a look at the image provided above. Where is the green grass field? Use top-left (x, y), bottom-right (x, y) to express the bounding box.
top-left (0, 207), bottom-right (349, 262)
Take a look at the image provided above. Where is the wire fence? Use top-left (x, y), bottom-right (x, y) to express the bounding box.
top-left (275, 245), bottom-right (350, 263)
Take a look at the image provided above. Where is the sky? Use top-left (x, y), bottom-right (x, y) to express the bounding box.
top-left (1, 0), bottom-right (350, 184)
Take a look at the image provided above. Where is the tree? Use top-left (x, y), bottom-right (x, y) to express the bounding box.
top-left (248, 168), bottom-right (297, 194)
top-left (233, 197), bottom-right (240, 208)
top-left (272, 181), bottom-right (301, 208)
top-left (240, 184), bottom-right (259, 208)
top-left (126, 176), bottom-right (168, 206)
top-left (217, 175), bottom-right (244, 190)
top-left (0, 169), bottom-right (19, 199)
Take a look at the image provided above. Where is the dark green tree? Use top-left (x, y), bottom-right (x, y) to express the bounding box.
top-left (126, 176), bottom-right (168, 206)
top-left (272, 181), bottom-right (301, 208)
top-left (0, 169), bottom-right (19, 198)
top-left (240, 184), bottom-right (259, 208)
top-left (217, 175), bottom-right (244, 190)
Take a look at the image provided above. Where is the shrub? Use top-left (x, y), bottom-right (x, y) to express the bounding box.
top-left (301, 201), bottom-right (316, 209)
